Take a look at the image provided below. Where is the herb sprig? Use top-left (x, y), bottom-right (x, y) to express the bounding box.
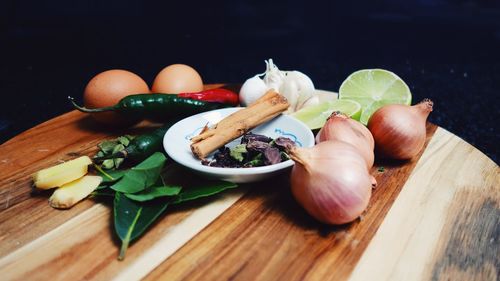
top-left (95, 152), bottom-right (237, 260)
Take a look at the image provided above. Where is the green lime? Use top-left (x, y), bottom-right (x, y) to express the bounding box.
top-left (291, 99), bottom-right (362, 130)
top-left (339, 69), bottom-right (412, 124)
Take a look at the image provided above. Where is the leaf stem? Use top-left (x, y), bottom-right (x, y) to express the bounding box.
top-left (94, 164), bottom-right (115, 181)
top-left (118, 207), bottom-right (142, 260)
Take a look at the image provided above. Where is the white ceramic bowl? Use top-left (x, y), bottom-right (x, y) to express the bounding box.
top-left (163, 107), bottom-right (315, 183)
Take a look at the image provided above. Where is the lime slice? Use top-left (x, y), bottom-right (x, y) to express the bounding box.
top-left (339, 69), bottom-right (412, 124)
top-left (291, 99), bottom-right (361, 130)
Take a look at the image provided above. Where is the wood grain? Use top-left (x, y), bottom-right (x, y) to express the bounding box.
top-left (348, 128), bottom-right (500, 281)
top-left (0, 84), bottom-right (226, 256)
top-left (144, 124), bottom-right (438, 281)
top-left (0, 111), bottom-right (163, 256)
top-left (0, 86), bottom-right (497, 281)
top-left (0, 191), bottom-right (248, 281)
top-left (431, 189), bottom-right (499, 281)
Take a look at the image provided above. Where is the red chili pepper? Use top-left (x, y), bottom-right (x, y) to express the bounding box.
top-left (178, 88), bottom-right (239, 106)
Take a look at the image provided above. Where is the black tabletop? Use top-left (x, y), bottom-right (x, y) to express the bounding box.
top-left (1, 1), bottom-right (499, 163)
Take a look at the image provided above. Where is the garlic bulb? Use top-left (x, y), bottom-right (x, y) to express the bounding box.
top-left (239, 59), bottom-right (315, 112)
top-left (263, 59), bottom-right (285, 91)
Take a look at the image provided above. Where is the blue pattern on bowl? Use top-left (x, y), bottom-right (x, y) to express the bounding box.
top-left (274, 128), bottom-right (302, 147)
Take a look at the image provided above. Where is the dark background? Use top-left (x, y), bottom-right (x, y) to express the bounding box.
top-left (1, 0), bottom-right (499, 163)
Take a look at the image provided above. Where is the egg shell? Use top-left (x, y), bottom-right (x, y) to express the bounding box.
top-left (152, 64), bottom-right (203, 94)
top-left (84, 69), bottom-right (150, 125)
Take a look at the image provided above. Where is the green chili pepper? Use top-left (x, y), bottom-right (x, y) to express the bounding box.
top-left (94, 122), bottom-right (174, 163)
top-left (69, 94), bottom-right (229, 121)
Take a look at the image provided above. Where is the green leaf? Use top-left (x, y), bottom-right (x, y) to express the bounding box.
top-left (135, 152), bottom-right (167, 170)
top-left (111, 152), bottom-right (167, 193)
top-left (245, 154), bottom-right (263, 167)
top-left (102, 159), bottom-right (115, 169)
top-left (230, 144), bottom-right (247, 162)
top-left (95, 165), bottom-right (126, 183)
top-left (98, 140), bottom-right (118, 153)
top-left (113, 143), bottom-right (125, 153)
top-left (114, 192), bottom-right (170, 260)
top-left (96, 184), bottom-right (109, 190)
top-left (111, 144), bottom-right (125, 169)
top-left (95, 135), bottom-right (136, 170)
top-left (91, 188), bottom-right (115, 197)
top-left (125, 185), bottom-right (182, 202)
top-left (172, 180), bottom-right (237, 204)
top-left (160, 163), bottom-right (238, 204)
top-left (111, 170), bottom-right (148, 193)
top-left (118, 136), bottom-right (130, 146)
top-left (111, 162), bottom-right (238, 260)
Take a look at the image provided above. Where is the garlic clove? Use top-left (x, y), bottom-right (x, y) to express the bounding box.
top-left (279, 80), bottom-right (299, 113)
top-left (239, 75), bottom-right (268, 106)
top-left (287, 71), bottom-right (315, 110)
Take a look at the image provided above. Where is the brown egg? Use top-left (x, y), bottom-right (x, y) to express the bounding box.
top-left (84, 69), bottom-right (150, 125)
top-left (151, 64), bottom-right (203, 94)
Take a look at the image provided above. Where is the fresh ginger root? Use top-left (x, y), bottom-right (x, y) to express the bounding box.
top-left (49, 175), bottom-right (102, 209)
top-left (32, 156), bottom-right (92, 189)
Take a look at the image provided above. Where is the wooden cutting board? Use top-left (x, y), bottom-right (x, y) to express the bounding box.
top-left (0, 86), bottom-right (498, 281)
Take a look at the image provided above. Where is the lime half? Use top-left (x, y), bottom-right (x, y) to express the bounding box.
top-left (291, 99), bottom-right (361, 130)
top-left (339, 69), bottom-right (412, 124)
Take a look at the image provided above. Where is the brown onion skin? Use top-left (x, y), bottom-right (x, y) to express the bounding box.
top-left (316, 112), bottom-right (375, 168)
top-left (367, 99), bottom-right (433, 160)
top-left (289, 141), bottom-right (373, 225)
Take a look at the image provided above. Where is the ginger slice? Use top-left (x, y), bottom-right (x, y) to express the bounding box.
top-left (49, 175), bottom-right (102, 209)
top-left (33, 156), bottom-right (92, 189)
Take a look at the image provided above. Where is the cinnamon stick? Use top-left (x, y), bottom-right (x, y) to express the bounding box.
top-left (190, 90), bottom-right (289, 159)
top-left (191, 90), bottom-right (284, 143)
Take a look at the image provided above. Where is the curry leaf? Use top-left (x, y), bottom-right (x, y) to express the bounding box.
top-left (111, 152), bottom-right (166, 193)
top-left (172, 180), bottom-right (237, 204)
top-left (118, 136), bottom-right (131, 146)
top-left (112, 162), bottom-right (238, 260)
top-left (91, 188), bottom-right (115, 197)
top-left (114, 192), bottom-right (170, 260)
top-left (111, 144), bottom-right (125, 169)
top-left (134, 152), bottom-right (167, 169)
top-left (162, 164), bottom-right (238, 203)
top-left (98, 140), bottom-right (117, 154)
top-left (125, 185), bottom-right (182, 202)
top-left (95, 165), bottom-right (126, 183)
top-left (102, 159), bottom-right (115, 169)
top-left (103, 169), bottom-right (126, 183)
top-left (229, 144), bottom-right (247, 162)
top-left (111, 170), bottom-right (148, 193)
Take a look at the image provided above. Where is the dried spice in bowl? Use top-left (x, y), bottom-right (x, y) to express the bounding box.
top-left (201, 132), bottom-right (295, 168)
